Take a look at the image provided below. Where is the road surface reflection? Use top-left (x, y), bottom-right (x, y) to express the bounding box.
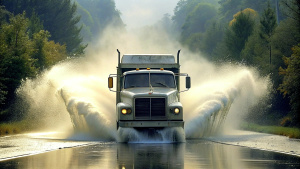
top-left (1, 139), bottom-right (299, 169)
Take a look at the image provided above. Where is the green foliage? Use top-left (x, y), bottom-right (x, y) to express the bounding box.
top-left (241, 33), bottom-right (264, 66)
top-left (75, 0), bottom-right (124, 41)
top-left (76, 3), bottom-right (94, 42)
top-left (172, 0), bottom-right (189, 31)
top-left (241, 2), bottom-right (277, 67)
top-left (280, 0), bottom-right (300, 25)
top-left (0, 0), bottom-right (124, 114)
top-left (271, 17), bottom-right (299, 92)
top-left (0, 12), bottom-right (37, 106)
top-left (225, 9), bottom-right (257, 61)
top-left (241, 122), bottom-right (300, 138)
top-left (278, 44), bottom-right (300, 127)
top-left (0, 121), bottom-right (28, 135)
top-left (175, 0), bottom-right (299, 128)
top-left (172, 0), bottom-right (218, 32)
top-left (0, 12), bottom-right (68, 110)
top-left (2, 0), bottom-right (84, 54)
top-left (0, 82), bottom-right (7, 105)
top-left (181, 3), bottom-right (217, 40)
top-left (219, 0), bottom-right (277, 22)
top-left (218, 0), bottom-right (243, 22)
top-left (28, 11), bottom-right (43, 39)
top-left (183, 33), bottom-right (203, 52)
top-left (201, 22), bottom-right (224, 58)
top-left (259, 2), bottom-right (277, 42)
top-left (173, 1), bottom-right (218, 55)
top-left (32, 30), bottom-right (68, 71)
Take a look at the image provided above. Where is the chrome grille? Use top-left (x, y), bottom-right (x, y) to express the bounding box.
top-left (135, 98), bottom-right (165, 120)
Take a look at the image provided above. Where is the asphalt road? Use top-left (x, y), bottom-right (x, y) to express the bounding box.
top-left (0, 130), bottom-right (300, 169)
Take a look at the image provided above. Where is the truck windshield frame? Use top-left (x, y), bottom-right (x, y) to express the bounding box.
top-left (124, 73), bottom-right (176, 89)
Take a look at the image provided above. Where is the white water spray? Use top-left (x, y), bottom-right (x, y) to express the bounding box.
top-left (17, 27), bottom-right (270, 142)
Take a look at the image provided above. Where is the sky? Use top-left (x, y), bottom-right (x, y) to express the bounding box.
top-left (114, 0), bottom-right (178, 30)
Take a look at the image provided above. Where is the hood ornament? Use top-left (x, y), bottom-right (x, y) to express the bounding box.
top-left (149, 72), bottom-right (153, 95)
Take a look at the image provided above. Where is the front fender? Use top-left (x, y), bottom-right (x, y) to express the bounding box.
top-left (117, 102), bottom-right (133, 121)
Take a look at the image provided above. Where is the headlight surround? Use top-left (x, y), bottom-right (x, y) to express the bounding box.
top-left (121, 108), bottom-right (132, 115)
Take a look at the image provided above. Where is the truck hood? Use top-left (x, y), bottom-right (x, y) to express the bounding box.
top-left (121, 88), bottom-right (179, 104)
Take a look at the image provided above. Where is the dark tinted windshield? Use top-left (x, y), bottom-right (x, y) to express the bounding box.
top-left (124, 73), bottom-right (176, 89)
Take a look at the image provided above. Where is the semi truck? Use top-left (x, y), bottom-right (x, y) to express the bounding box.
top-left (108, 50), bottom-right (191, 131)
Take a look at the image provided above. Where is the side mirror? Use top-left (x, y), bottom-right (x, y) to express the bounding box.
top-left (186, 76), bottom-right (191, 89)
top-left (108, 77), bottom-right (113, 88)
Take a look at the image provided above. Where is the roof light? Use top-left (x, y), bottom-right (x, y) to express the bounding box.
top-left (160, 68), bottom-right (164, 70)
top-left (147, 68), bottom-right (150, 70)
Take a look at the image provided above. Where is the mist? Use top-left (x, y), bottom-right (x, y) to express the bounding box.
top-left (15, 20), bottom-right (270, 142)
top-left (115, 0), bottom-right (178, 30)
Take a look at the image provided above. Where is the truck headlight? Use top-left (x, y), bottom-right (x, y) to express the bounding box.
top-left (174, 108), bottom-right (180, 114)
top-left (121, 108), bottom-right (131, 115)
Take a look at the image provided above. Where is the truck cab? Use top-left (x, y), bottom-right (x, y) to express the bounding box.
top-left (108, 50), bottom-right (190, 130)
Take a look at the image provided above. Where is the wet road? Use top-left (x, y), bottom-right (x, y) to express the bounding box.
top-left (0, 131), bottom-right (300, 169)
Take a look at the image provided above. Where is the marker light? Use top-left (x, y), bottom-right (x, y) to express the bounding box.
top-left (136, 68), bottom-right (140, 71)
top-left (160, 68), bottom-right (164, 70)
top-left (174, 108), bottom-right (180, 114)
top-left (147, 68), bottom-right (150, 70)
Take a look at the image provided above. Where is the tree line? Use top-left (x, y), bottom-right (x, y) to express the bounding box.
top-left (170, 0), bottom-right (300, 127)
top-left (0, 0), bottom-right (123, 121)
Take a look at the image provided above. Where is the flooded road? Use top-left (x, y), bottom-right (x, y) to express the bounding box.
top-left (0, 131), bottom-right (299, 169)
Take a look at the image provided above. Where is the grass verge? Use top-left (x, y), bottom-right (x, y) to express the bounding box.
top-left (240, 122), bottom-right (300, 139)
top-left (0, 122), bottom-right (27, 136)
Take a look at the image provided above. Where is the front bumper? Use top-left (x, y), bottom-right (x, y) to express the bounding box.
top-left (118, 120), bottom-right (184, 128)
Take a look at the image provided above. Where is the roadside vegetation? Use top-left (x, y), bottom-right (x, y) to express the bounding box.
top-left (169, 0), bottom-right (300, 131)
top-left (0, 121), bottom-right (25, 135)
top-left (0, 0), bottom-right (124, 135)
top-left (241, 122), bottom-right (300, 139)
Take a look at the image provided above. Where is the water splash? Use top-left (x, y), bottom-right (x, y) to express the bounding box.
top-left (16, 28), bottom-right (270, 143)
top-left (117, 127), bottom-right (185, 143)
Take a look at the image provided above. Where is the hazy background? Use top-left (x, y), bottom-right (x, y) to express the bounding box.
top-left (115, 0), bottom-right (177, 29)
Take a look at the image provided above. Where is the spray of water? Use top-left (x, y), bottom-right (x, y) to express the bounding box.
top-left (16, 26), bottom-right (270, 142)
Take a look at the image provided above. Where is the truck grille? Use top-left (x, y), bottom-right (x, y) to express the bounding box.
top-left (135, 98), bottom-right (165, 120)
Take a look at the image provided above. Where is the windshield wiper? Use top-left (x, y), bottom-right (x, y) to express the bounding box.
top-left (155, 82), bottom-right (168, 87)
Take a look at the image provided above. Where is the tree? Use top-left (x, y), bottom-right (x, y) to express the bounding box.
top-left (75, 0), bottom-right (124, 40)
top-left (218, 0), bottom-right (242, 22)
top-left (280, 0), bottom-right (300, 24)
top-left (2, 0), bottom-right (84, 54)
top-left (201, 22), bottom-right (225, 58)
top-left (278, 44), bottom-right (300, 127)
top-left (259, 1), bottom-right (277, 66)
top-left (28, 10), bottom-right (44, 39)
top-left (0, 82), bottom-right (7, 105)
top-left (0, 5), bottom-right (10, 26)
top-left (75, 3), bottom-right (94, 42)
top-left (243, 0), bottom-right (272, 14)
top-left (0, 12), bottom-right (68, 110)
top-left (181, 3), bottom-right (217, 40)
top-left (225, 8), bottom-right (257, 61)
top-left (172, 0), bottom-right (218, 32)
top-left (32, 30), bottom-right (68, 71)
top-left (0, 12), bottom-right (36, 107)
top-left (172, 0), bottom-right (189, 31)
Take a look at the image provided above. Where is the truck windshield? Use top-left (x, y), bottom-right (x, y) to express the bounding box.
top-left (124, 73), bottom-right (176, 89)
